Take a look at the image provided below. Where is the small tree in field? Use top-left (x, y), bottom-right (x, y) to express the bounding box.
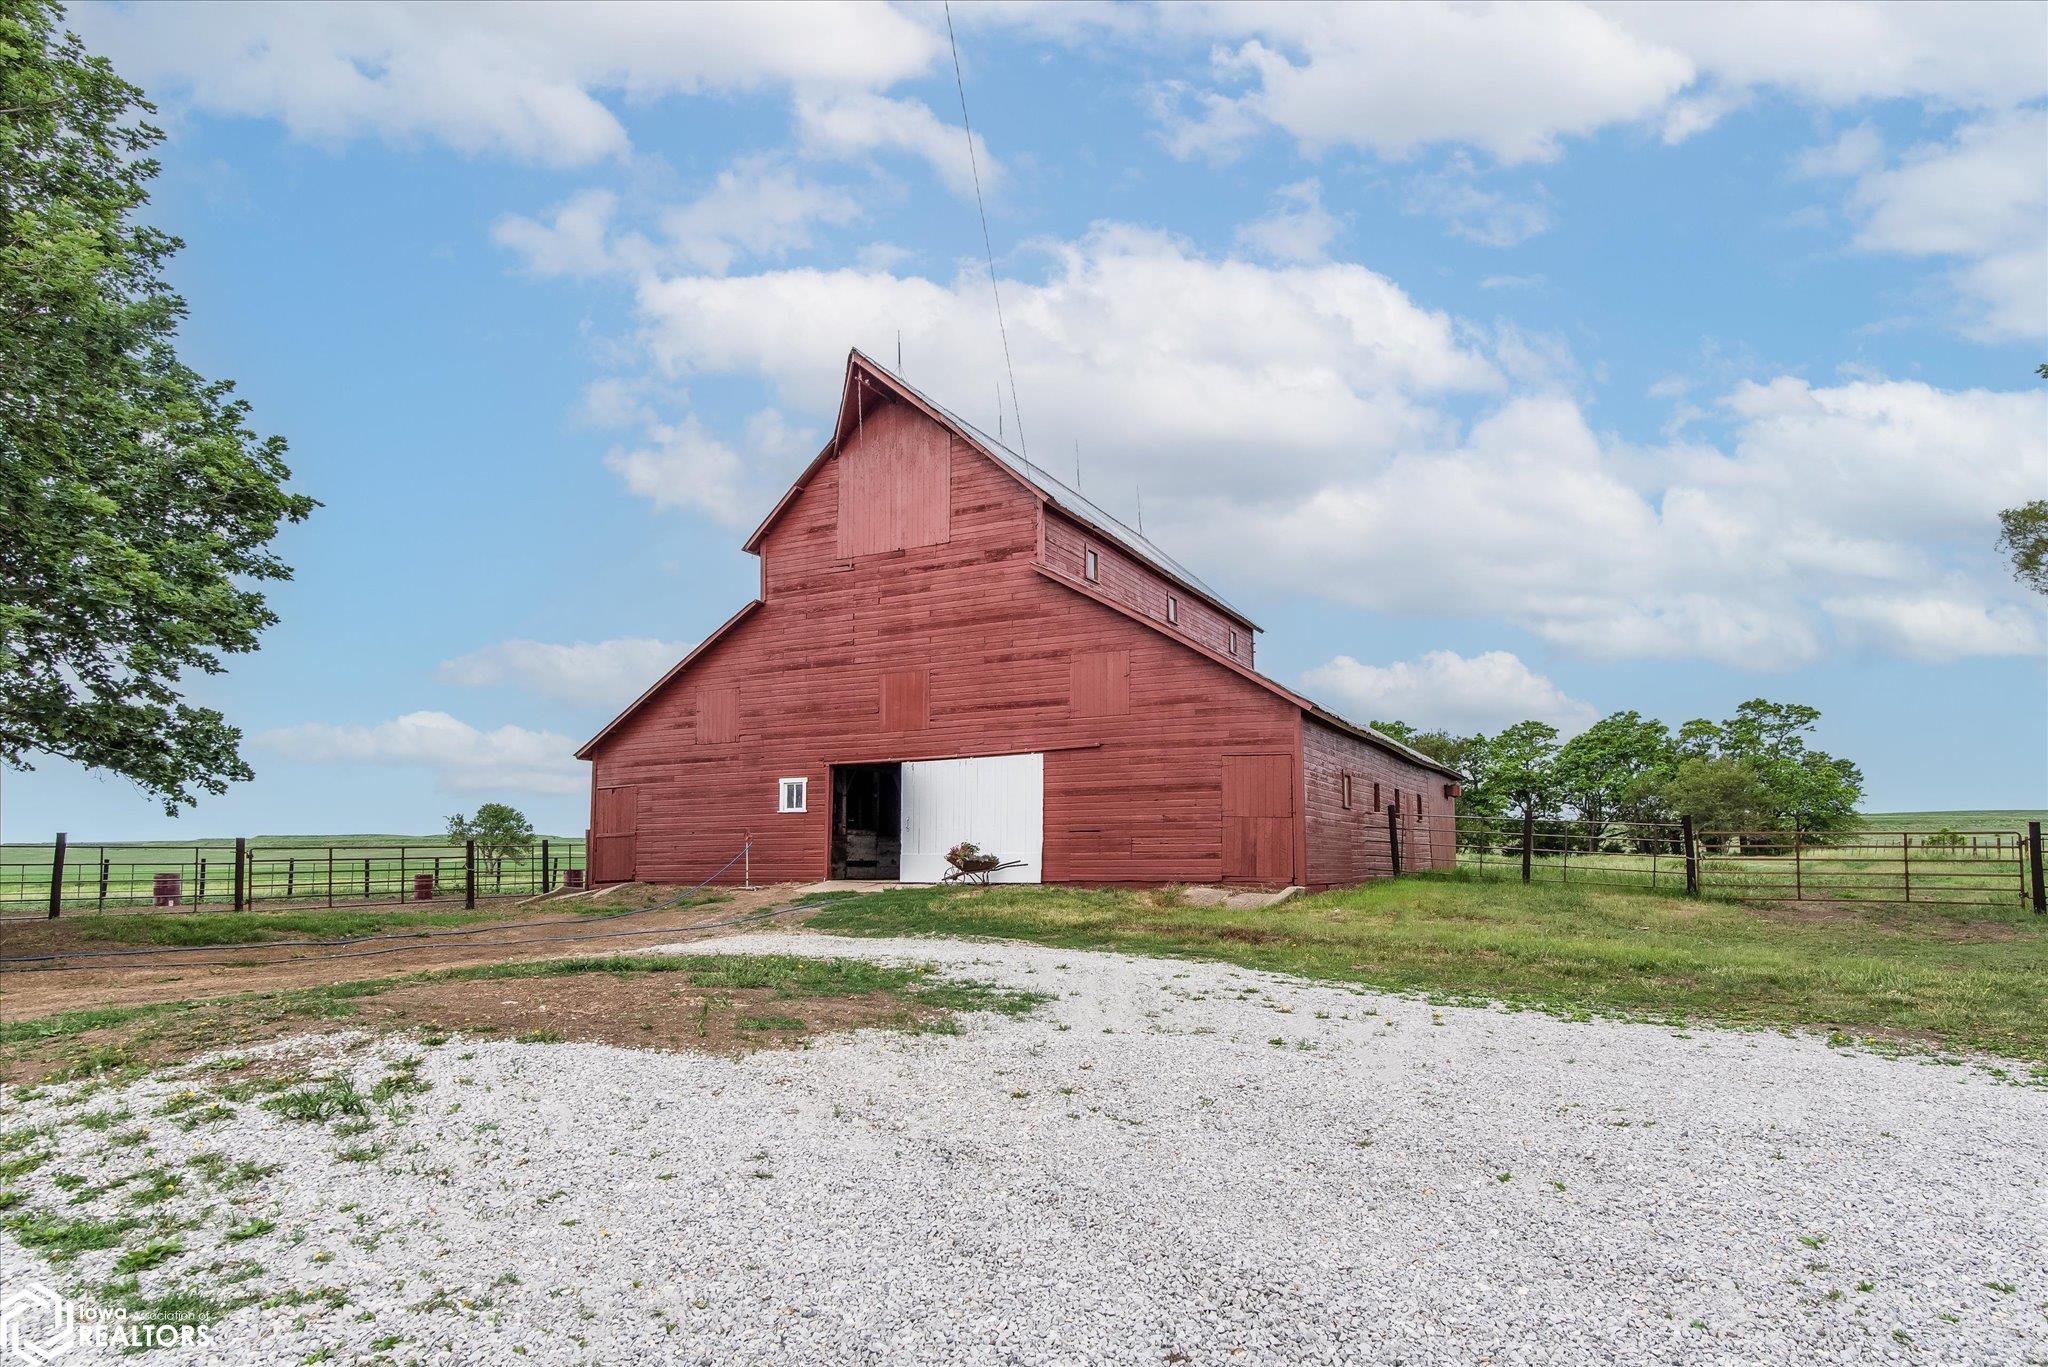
top-left (446, 804), bottom-right (534, 871)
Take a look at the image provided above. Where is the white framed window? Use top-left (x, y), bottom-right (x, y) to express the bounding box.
top-left (778, 777), bottom-right (807, 813)
top-left (1166, 594), bottom-right (1179, 625)
top-left (1084, 548), bottom-right (1099, 582)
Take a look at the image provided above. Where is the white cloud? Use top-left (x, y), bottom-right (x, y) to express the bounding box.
top-left (793, 91), bottom-right (997, 198)
top-left (1235, 179), bottom-right (1343, 263)
top-left (1606, 1), bottom-right (2048, 111)
top-left (78, 1), bottom-right (942, 165)
top-left (492, 189), bottom-right (630, 278)
top-left (1155, 2), bottom-right (2046, 166)
top-left (1207, 376), bottom-right (2047, 668)
top-left (625, 222), bottom-right (1497, 521)
top-left (1840, 112), bottom-right (2048, 341)
top-left (1823, 593), bottom-right (2047, 661)
top-left (597, 224), bottom-right (2044, 667)
top-left (257, 711), bottom-right (582, 794)
top-left (439, 638), bottom-right (690, 707)
top-left (661, 160), bottom-right (866, 273)
top-left (1794, 123), bottom-right (1884, 180)
top-left (1163, 2), bottom-right (1694, 165)
top-left (1302, 650), bottom-right (1599, 735)
top-left (1404, 161), bottom-right (1552, 246)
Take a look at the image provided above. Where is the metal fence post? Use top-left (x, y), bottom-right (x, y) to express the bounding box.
top-left (1520, 810), bottom-right (1533, 883)
top-left (540, 838), bottom-right (551, 894)
top-left (464, 839), bottom-right (477, 910)
top-left (47, 832), bottom-right (66, 919)
top-left (1681, 816), bottom-right (1698, 896)
top-left (1901, 831), bottom-right (1911, 903)
top-left (2029, 821), bottom-right (2044, 915)
top-left (233, 837), bottom-right (247, 912)
top-left (1386, 804), bottom-right (1402, 877)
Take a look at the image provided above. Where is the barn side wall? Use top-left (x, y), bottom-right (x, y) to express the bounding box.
top-left (1301, 718), bottom-right (1458, 890)
top-left (588, 397), bottom-right (1302, 886)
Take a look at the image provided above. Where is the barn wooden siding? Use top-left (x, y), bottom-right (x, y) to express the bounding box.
top-left (1301, 717), bottom-right (1457, 888)
top-left (589, 390), bottom-right (1310, 886)
top-left (1042, 512), bottom-right (1255, 667)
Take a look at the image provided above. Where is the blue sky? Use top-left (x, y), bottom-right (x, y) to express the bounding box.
top-left (9, 1), bottom-right (2046, 841)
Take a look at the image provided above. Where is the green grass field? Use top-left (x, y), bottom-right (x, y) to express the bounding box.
top-left (804, 875), bottom-right (2048, 1070)
top-left (1859, 809), bottom-right (2047, 834)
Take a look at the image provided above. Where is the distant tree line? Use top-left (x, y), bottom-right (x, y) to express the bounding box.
top-left (1374, 700), bottom-right (1865, 850)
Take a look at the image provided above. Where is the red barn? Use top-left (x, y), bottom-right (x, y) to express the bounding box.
top-left (577, 351), bottom-right (1460, 889)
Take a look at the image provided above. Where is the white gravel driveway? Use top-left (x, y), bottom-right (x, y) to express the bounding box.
top-left (6, 931), bottom-right (2044, 1364)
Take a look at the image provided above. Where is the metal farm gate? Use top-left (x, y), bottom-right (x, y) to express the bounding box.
top-left (1696, 828), bottom-right (2035, 910)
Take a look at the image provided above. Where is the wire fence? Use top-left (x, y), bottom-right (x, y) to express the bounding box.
top-left (1, 837), bottom-right (588, 917)
top-left (1442, 813), bottom-right (2043, 911)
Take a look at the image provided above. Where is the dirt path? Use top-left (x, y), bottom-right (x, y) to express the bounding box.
top-left (0, 884), bottom-right (812, 1019)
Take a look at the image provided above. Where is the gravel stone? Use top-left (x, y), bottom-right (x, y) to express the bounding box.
top-left (4, 931), bottom-right (2043, 1364)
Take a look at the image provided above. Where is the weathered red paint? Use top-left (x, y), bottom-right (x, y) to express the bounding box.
top-left (579, 351), bottom-right (1458, 889)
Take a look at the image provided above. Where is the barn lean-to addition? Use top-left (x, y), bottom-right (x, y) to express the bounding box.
top-left (576, 351), bottom-right (1461, 890)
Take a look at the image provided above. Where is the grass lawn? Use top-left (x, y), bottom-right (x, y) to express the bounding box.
top-left (804, 874), bottom-right (2048, 1071)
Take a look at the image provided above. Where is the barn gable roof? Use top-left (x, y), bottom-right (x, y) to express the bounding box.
top-left (744, 351), bottom-right (1259, 631)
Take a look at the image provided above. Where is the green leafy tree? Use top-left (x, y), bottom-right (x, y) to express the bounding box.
top-left (1552, 710), bottom-right (1678, 849)
top-left (1676, 700), bottom-right (1863, 834)
top-left (1997, 362), bottom-right (2048, 595)
top-left (1998, 499), bottom-right (2047, 595)
top-left (1655, 757), bottom-right (1772, 847)
top-left (446, 804), bottom-right (535, 866)
top-left (0, 2), bottom-right (315, 812)
top-left (1470, 720), bottom-right (1561, 825)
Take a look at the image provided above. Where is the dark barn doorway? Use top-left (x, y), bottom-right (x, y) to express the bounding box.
top-left (831, 763), bottom-right (901, 879)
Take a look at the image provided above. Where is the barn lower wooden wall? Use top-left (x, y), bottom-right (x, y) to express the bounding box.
top-left (1301, 719), bottom-right (1458, 889)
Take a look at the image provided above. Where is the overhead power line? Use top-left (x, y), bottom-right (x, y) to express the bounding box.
top-left (943, 0), bottom-right (1029, 466)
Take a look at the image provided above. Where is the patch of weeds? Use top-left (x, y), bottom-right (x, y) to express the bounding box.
top-left (0, 1190), bottom-right (22, 1211)
top-left (331, 1118), bottom-right (376, 1139)
top-left (370, 1059), bottom-right (430, 1104)
top-left (4, 1211), bottom-right (138, 1259)
top-left (72, 1107), bottom-right (131, 1132)
top-left (226, 1218), bottom-right (276, 1243)
top-left (174, 1102), bottom-right (236, 1131)
top-left (51, 1172), bottom-right (89, 1192)
top-left (736, 1016), bottom-right (805, 1033)
top-left (128, 1171), bottom-right (184, 1208)
top-left (0, 1148), bottom-right (50, 1181)
top-left (515, 1030), bottom-right (564, 1045)
top-left (113, 1236), bottom-right (184, 1274)
top-left (262, 1078), bottom-right (368, 1124)
top-left (335, 1143), bottom-right (383, 1164)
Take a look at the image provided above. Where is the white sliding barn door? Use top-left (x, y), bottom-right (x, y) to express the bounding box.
top-left (900, 753), bottom-right (1044, 884)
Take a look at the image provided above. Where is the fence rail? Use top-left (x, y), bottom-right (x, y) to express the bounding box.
top-left (1, 836), bottom-right (588, 917)
top-left (1443, 813), bottom-right (2044, 912)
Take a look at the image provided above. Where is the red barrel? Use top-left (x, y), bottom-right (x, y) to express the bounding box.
top-left (413, 873), bottom-right (434, 902)
top-left (564, 868), bottom-right (585, 890)
top-left (153, 872), bottom-right (181, 907)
